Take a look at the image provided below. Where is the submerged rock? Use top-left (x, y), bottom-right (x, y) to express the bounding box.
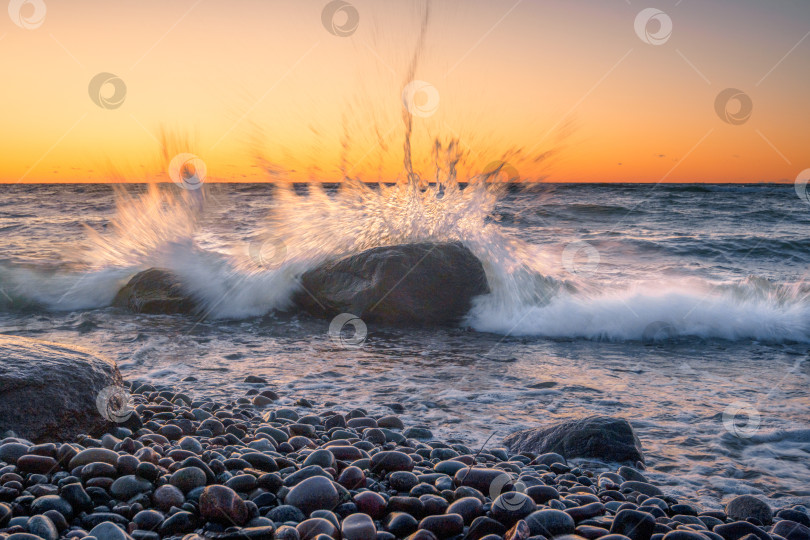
top-left (0, 335), bottom-right (124, 442)
top-left (503, 415), bottom-right (645, 464)
top-left (112, 268), bottom-right (197, 314)
top-left (293, 242), bottom-right (490, 325)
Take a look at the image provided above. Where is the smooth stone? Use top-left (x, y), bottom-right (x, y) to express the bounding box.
top-left (466, 516), bottom-right (507, 540)
top-left (342, 513), bottom-right (377, 540)
top-left (132, 509), bottom-right (165, 530)
top-left (153, 484), bottom-right (185, 511)
top-left (267, 505), bottom-right (307, 524)
top-left (504, 416), bottom-right (645, 464)
top-left (17, 455), bottom-right (58, 474)
top-left (69, 448), bottom-right (119, 469)
top-left (26, 515), bottom-right (59, 540)
top-left (418, 513), bottom-right (464, 538)
top-left (446, 496), bottom-right (484, 524)
top-left (297, 517), bottom-right (339, 540)
top-left (370, 451), bottom-right (414, 473)
top-left (610, 509), bottom-right (656, 540)
top-left (110, 475), bottom-right (153, 500)
top-left (303, 450), bottom-right (335, 469)
top-left (454, 468), bottom-right (511, 494)
top-left (87, 521), bottom-right (132, 540)
top-left (384, 512), bottom-right (419, 537)
top-left (285, 476), bottom-right (340, 515)
top-left (713, 520), bottom-right (770, 540)
top-left (30, 495), bottom-right (74, 520)
top-left (353, 491), bottom-right (387, 519)
top-left (525, 485), bottom-right (560, 504)
top-left (178, 436), bottom-right (203, 453)
top-left (226, 474), bottom-right (258, 492)
top-left (0, 503), bottom-right (13, 527)
top-left (492, 492), bottom-right (538, 525)
top-left (310, 510), bottom-right (340, 531)
top-left (618, 467), bottom-right (648, 483)
top-left (284, 465), bottom-right (332, 487)
top-left (170, 466), bottom-right (208, 493)
top-left (337, 466), bottom-right (366, 490)
top-left (775, 510), bottom-right (810, 528)
top-left (620, 481), bottom-right (663, 497)
top-left (724, 496), bottom-right (772, 525)
top-left (0, 443), bottom-right (30, 464)
top-left (525, 509), bottom-right (576, 537)
top-left (41, 510), bottom-right (67, 533)
top-left (200, 485), bottom-right (249, 525)
top-left (377, 416), bottom-right (405, 429)
top-left (404, 427), bottom-right (433, 441)
top-left (772, 520), bottom-right (810, 540)
top-left (327, 446), bottom-right (365, 461)
top-left (60, 483), bottom-right (93, 513)
top-left (434, 460), bottom-right (467, 476)
top-left (158, 510), bottom-right (197, 536)
top-left (565, 502), bottom-right (606, 522)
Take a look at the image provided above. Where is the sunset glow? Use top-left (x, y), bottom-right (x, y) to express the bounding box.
top-left (2, 0), bottom-right (808, 183)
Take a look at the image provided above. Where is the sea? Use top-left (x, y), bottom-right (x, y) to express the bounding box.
top-left (1, 181), bottom-right (809, 510)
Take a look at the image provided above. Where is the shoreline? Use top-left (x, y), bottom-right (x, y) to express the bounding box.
top-left (1, 380), bottom-right (807, 540)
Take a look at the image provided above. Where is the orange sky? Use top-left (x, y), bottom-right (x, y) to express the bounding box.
top-left (1, 0), bottom-right (808, 183)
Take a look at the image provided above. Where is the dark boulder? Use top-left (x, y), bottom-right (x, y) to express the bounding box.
top-left (503, 416), bottom-right (645, 464)
top-left (293, 242), bottom-right (489, 325)
top-left (112, 268), bottom-right (196, 314)
top-left (0, 335), bottom-right (124, 443)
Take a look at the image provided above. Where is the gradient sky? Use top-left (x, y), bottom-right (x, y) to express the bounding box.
top-left (2, 0), bottom-right (808, 183)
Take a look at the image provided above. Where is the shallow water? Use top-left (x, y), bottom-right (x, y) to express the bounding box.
top-left (1, 182), bottom-right (809, 510)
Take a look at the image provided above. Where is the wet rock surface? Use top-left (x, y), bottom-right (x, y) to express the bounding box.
top-left (293, 242), bottom-right (490, 325)
top-left (503, 416), bottom-right (645, 465)
top-left (0, 381), bottom-right (799, 540)
top-left (112, 269), bottom-right (197, 315)
top-left (0, 335), bottom-right (124, 443)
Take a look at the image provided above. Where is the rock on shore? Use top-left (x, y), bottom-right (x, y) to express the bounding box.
top-left (293, 242), bottom-right (490, 325)
top-left (503, 416), bottom-right (645, 465)
top-left (0, 335), bottom-right (124, 443)
top-left (112, 269), bottom-right (197, 315)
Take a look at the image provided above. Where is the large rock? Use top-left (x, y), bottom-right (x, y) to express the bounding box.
top-left (112, 268), bottom-right (196, 314)
top-left (293, 242), bottom-right (489, 325)
top-left (503, 416), bottom-right (645, 464)
top-left (0, 335), bottom-right (124, 443)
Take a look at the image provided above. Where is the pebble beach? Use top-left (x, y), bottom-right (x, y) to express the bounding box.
top-left (1, 380), bottom-right (808, 540)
